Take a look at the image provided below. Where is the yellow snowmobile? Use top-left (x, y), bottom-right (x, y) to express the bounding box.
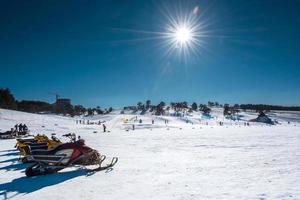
top-left (16, 134), bottom-right (62, 162)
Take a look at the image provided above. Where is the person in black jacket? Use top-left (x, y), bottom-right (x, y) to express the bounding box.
top-left (23, 124), bottom-right (28, 132)
top-left (18, 123), bottom-right (23, 132)
top-left (103, 124), bottom-right (106, 132)
top-left (14, 124), bottom-right (18, 132)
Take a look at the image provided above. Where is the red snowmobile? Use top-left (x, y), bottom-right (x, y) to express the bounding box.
top-left (25, 133), bottom-right (118, 177)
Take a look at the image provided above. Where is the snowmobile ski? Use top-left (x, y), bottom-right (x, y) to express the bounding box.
top-left (88, 156), bottom-right (118, 172)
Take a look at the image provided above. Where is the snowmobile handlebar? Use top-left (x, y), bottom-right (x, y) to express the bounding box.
top-left (62, 133), bottom-right (76, 142)
top-left (62, 133), bottom-right (83, 143)
top-left (62, 133), bottom-right (72, 137)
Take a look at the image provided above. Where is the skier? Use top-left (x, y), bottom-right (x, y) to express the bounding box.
top-left (103, 124), bottom-right (106, 132)
top-left (152, 119), bottom-right (154, 124)
top-left (139, 119), bottom-right (142, 123)
top-left (18, 123), bottom-right (23, 132)
top-left (14, 124), bottom-right (18, 132)
top-left (132, 124), bottom-right (135, 130)
top-left (23, 124), bottom-right (28, 132)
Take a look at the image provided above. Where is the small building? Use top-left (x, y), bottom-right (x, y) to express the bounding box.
top-left (56, 98), bottom-right (71, 107)
top-left (55, 98), bottom-right (71, 113)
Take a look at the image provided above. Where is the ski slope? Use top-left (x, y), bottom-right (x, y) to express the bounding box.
top-left (0, 108), bottom-right (300, 200)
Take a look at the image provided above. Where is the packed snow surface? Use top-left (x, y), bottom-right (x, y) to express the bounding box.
top-left (1, 108), bottom-right (300, 200)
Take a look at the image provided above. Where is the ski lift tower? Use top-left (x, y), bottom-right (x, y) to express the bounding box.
top-left (48, 92), bottom-right (60, 103)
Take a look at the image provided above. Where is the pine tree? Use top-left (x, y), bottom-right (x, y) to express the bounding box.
top-left (0, 88), bottom-right (17, 110)
top-left (146, 100), bottom-right (151, 110)
top-left (191, 102), bottom-right (198, 111)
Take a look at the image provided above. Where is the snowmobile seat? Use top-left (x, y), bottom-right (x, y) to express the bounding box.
top-left (29, 144), bottom-right (48, 151)
top-left (28, 142), bottom-right (48, 147)
top-left (16, 138), bottom-right (36, 143)
top-left (24, 144), bottom-right (50, 155)
top-left (30, 145), bottom-right (62, 156)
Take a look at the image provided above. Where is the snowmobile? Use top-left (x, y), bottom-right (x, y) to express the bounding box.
top-left (16, 134), bottom-right (49, 150)
top-left (25, 133), bottom-right (118, 177)
top-left (0, 129), bottom-right (28, 139)
top-left (0, 130), bottom-right (16, 139)
top-left (16, 134), bottom-right (62, 162)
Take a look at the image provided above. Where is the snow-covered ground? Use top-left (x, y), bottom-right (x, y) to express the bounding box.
top-left (1, 108), bottom-right (300, 200)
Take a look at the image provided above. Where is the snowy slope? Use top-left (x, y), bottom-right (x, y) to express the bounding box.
top-left (0, 108), bottom-right (300, 200)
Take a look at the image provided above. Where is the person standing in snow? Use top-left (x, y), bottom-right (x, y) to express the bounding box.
top-left (18, 123), bottom-right (23, 132)
top-left (14, 124), bottom-right (18, 132)
top-left (103, 124), bottom-right (106, 132)
top-left (23, 124), bottom-right (28, 132)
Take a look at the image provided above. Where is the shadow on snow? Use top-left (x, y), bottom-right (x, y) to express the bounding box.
top-left (0, 158), bottom-right (19, 164)
top-left (0, 162), bottom-right (29, 172)
top-left (0, 149), bottom-right (18, 153)
top-left (0, 170), bottom-right (94, 199)
top-left (0, 152), bottom-right (18, 157)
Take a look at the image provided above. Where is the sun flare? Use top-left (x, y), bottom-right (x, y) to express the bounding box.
top-left (174, 26), bottom-right (192, 44)
top-left (162, 8), bottom-right (206, 59)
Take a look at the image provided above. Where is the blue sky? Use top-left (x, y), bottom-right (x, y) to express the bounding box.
top-left (0, 0), bottom-right (299, 108)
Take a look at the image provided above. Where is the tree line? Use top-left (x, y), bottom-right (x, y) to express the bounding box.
top-left (126, 100), bottom-right (300, 116)
top-left (239, 104), bottom-right (300, 112)
top-left (125, 101), bottom-right (213, 115)
top-left (0, 88), bottom-right (113, 116)
top-left (1, 88), bottom-right (300, 116)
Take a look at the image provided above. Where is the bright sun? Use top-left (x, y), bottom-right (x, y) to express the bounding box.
top-left (166, 21), bottom-right (199, 55)
top-left (161, 5), bottom-right (206, 58)
top-left (175, 26), bottom-right (192, 44)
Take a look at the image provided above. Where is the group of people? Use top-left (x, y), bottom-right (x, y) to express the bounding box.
top-left (218, 121), bottom-right (250, 126)
top-left (243, 122), bottom-right (250, 126)
top-left (76, 119), bottom-right (104, 125)
top-left (14, 123), bottom-right (28, 133)
top-left (75, 119), bottom-right (107, 132)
